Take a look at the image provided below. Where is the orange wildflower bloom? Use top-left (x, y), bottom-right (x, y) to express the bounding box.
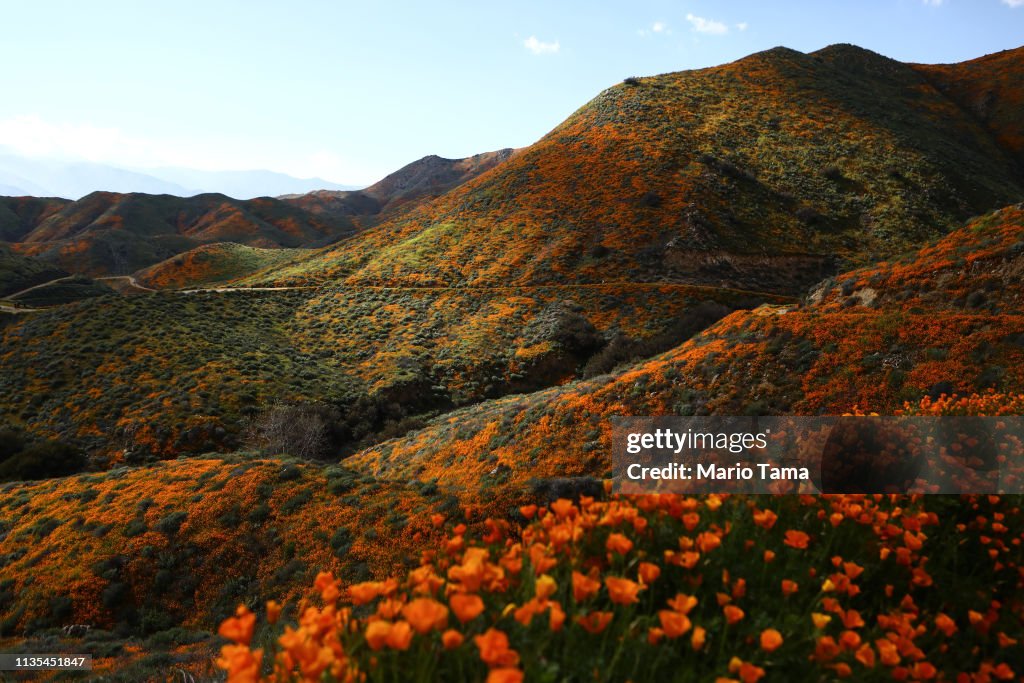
top-left (265, 601), bottom-right (282, 625)
top-left (692, 626), bottom-right (707, 651)
top-left (934, 613), bottom-right (957, 637)
top-left (855, 644), bottom-right (876, 668)
top-left (442, 629), bottom-right (464, 650)
top-left (549, 601), bottom-right (567, 631)
top-left (760, 628), bottom-right (783, 652)
top-left (723, 605), bottom-right (745, 625)
top-left (696, 531), bottom-right (722, 553)
top-left (486, 668), bottom-right (524, 683)
top-left (753, 508), bottom-right (778, 529)
top-left (667, 593), bottom-right (698, 615)
top-left (658, 610), bottom-right (692, 638)
top-left (606, 532), bottom-right (634, 555)
top-left (781, 579), bottom-right (799, 596)
top-left (576, 611), bottom-right (614, 634)
top-left (784, 530), bottom-right (810, 549)
top-left (219, 605), bottom-right (256, 646)
top-left (535, 574), bottom-right (558, 600)
top-left (638, 562), bottom-right (661, 585)
top-left (475, 628), bottom-right (520, 668)
top-left (217, 643), bottom-right (262, 682)
top-left (550, 498), bottom-right (577, 519)
top-left (314, 572), bottom-right (341, 603)
top-left (812, 613), bottom-right (832, 629)
top-left (519, 504), bottom-right (537, 520)
top-left (605, 576), bottom-right (642, 605)
top-left (401, 598), bottom-right (448, 634)
top-left (450, 593), bottom-right (485, 624)
top-left (572, 571), bottom-right (601, 602)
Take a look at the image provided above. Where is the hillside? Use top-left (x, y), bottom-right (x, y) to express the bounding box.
top-left (134, 243), bottom-right (306, 289)
top-left (280, 149), bottom-right (516, 224)
top-left (238, 45), bottom-right (1024, 292)
top-left (2, 192), bottom-right (354, 276)
top-left (346, 203), bottom-right (1024, 495)
top-left (0, 43), bottom-right (1022, 681)
top-left (0, 202), bottom-right (1022, 658)
top-left (0, 244), bottom-right (67, 297)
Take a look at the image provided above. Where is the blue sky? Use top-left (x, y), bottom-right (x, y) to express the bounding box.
top-left (1, 0), bottom-right (1021, 185)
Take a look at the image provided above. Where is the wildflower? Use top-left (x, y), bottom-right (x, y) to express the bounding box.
top-left (723, 605), bottom-right (744, 625)
top-left (475, 628), bottom-right (519, 668)
top-left (572, 571), bottom-right (601, 602)
top-left (217, 644), bottom-right (262, 683)
top-left (442, 629), bottom-right (464, 650)
top-left (219, 605), bottom-right (256, 646)
top-left (854, 644), bottom-right (876, 668)
top-left (692, 626), bottom-right (707, 651)
top-left (314, 572), bottom-right (341, 603)
top-left (486, 669), bottom-right (524, 683)
top-left (812, 613), bottom-right (831, 629)
top-left (549, 601), bottom-right (567, 631)
top-left (781, 579), bottom-right (799, 596)
top-left (753, 508), bottom-right (778, 529)
top-left (696, 531), bottom-right (722, 553)
top-left (784, 530), bottom-right (810, 549)
top-left (535, 574), bottom-right (557, 600)
top-left (265, 601), bottom-right (282, 625)
top-left (605, 576), bottom-right (642, 605)
top-left (450, 593), bottom-right (485, 624)
top-left (934, 612), bottom-right (957, 637)
top-left (576, 611), bottom-right (614, 634)
top-left (606, 533), bottom-right (633, 555)
top-left (638, 562), bottom-right (661, 585)
top-left (658, 610), bottom-right (692, 638)
top-left (666, 594), bottom-right (698, 615)
top-left (760, 628), bottom-right (783, 652)
top-left (401, 598), bottom-right (448, 634)
top-left (550, 498), bottom-right (576, 519)
top-left (519, 504), bottom-right (537, 519)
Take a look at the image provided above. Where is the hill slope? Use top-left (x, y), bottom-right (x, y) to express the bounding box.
top-left (280, 149), bottom-right (516, 224)
top-left (3, 192), bottom-right (354, 276)
top-left (241, 45), bottom-right (1024, 293)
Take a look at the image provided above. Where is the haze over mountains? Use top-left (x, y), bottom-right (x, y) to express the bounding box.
top-left (0, 149), bottom-right (357, 200)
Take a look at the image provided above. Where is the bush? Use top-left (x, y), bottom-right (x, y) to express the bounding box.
top-left (0, 439), bottom-right (87, 482)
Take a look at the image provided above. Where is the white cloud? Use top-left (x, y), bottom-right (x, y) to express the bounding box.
top-left (736, 22), bottom-right (749, 31)
top-left (638, 21), bottom-right (671, 37)
top-left (523, 36), bottom-right (560, 55)
top-left (922, 0), bottom-right (944, 6)
top-left (686, 13), bottom-right (729, 35)
top-left (1002, 0), bottom-right (1023, 7)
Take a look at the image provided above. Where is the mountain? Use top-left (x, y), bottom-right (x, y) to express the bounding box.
top-left (280, 148), bottom-right (517, 222)
top-left (0, 151), bottom-right (356, 200)
top-left (1, 191), bottom-right (354, 276)
top-left (0, 44), bottom-right (1022, 679)
top-left (241, 45), bottom-right (1023, 293)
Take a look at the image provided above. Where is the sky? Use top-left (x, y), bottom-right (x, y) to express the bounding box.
top-left (1, 0), bottom-right (1021, 186)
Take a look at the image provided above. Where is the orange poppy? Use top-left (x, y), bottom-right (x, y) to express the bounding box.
top-left (442, 629), bottom-right (464, 650)
top-left (486, 668), bottom-right (524, 683)
top-left (219, 605), bottom-right (256, 646)
top-left (784, 530), bottom-right (810, 549)
top-left (638, 562), bottom-right (661, 585)
top-left (401, 598), bottom-right (448, 634)
top-left (605, 577), bottom-right (642, 605)
top-left (572, 571), bottom-right (601, 602)
top-left (606, 533), bottom-right (633, 555)
top-left (576, 611), bottom-right (614, 634)
top-left (474, 628), bottom-right (519, 668)
top-left (658, 610), bottom-right (692, 638)
top-left (450, 593), bottom-right (485, 624)
top-left (723, 605), bottom-right (745, 625)
top-left (760, 628), bottom-right (783, 652)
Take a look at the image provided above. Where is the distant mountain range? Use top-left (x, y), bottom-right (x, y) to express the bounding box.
top-left (0, 150), bottom-right (359, 200)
